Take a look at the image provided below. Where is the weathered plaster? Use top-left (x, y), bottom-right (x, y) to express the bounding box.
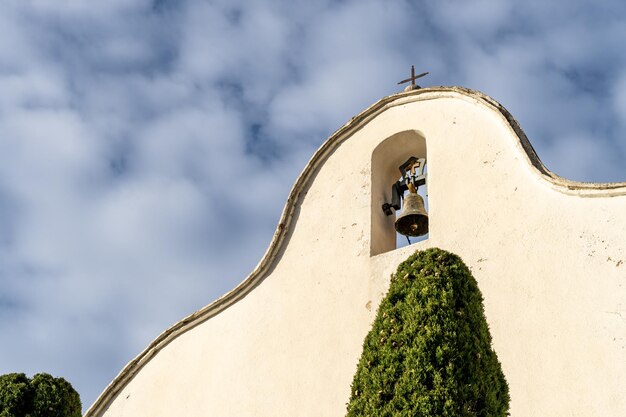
top-left (86, 87), bottom-right (626, 417)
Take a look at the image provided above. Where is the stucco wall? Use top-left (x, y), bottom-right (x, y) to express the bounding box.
top-left (86, 88), bottom-right (626, 417)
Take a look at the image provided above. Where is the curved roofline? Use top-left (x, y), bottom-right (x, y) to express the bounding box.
top-left (85, 86), bottom-right (626, 416)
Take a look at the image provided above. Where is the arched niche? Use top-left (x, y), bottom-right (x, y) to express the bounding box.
top-left (370, 130), bottom-right (427, 256)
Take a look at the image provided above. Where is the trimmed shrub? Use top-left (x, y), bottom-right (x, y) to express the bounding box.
top-left (0, 374), bottom-right (33, 417)
top-left (0, 373), bottom-right (81, 417)
top-left (31, 374), bottom-right (81, 417)
top-left (346, 248), bottom-right (510, 416)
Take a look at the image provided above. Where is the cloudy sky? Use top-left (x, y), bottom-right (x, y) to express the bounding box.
top-left (1, 0), bottom-right (625, 410)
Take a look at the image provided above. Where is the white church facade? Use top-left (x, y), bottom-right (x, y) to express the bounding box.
top-left (86, 87), bottom-right (626, 417)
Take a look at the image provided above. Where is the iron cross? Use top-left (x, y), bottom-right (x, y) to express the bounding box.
top-left (398, 65), bottom-right (429, 87)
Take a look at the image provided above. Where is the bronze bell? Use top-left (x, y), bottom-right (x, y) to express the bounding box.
top-left (395, 192), bottom-right (428, 237)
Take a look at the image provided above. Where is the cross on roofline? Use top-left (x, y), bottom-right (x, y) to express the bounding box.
top-left (398, 65), bottom-right (429, 88)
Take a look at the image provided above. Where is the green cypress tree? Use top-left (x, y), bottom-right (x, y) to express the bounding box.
top-left (31, 374), bottom-right (81, 417)
top-left (0, 374), bottom-right (33, 417)
top-left (347, 248), bottom-right (509, 417)
top-left (0, 373), bottom-right (81, 417)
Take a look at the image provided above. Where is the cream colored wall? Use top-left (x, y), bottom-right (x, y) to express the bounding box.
top-left (87, 88), bottom-right (626, 417)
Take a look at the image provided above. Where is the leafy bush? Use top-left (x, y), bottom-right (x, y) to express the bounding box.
top-left (0, 373), bottom-right (81, 417)
top-left (31, 373), bottom-right (81, 417)
top-left (346, 248), bottom-right (510, 416)
top-left (0, 374), bottom-right (33, 417)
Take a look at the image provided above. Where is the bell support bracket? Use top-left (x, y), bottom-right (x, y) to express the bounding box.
top-left (382, 156), bottom-right (427, 216)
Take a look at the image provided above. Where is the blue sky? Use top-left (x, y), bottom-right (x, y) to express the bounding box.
top-left (1, 0), bottom-right (625, 410)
